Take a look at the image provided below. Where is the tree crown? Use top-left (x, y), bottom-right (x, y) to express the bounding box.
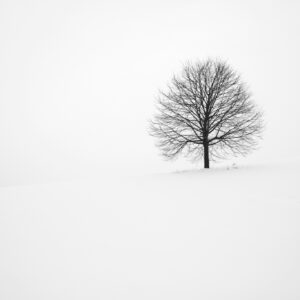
top-left (150, 59), bottom-right (263, 165)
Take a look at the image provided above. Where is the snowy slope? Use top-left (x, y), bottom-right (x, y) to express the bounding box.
top-left (0, 162), bottom-right (299, 300)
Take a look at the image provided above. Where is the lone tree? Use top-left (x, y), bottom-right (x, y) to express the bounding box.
top-left (149, 59), bottom-right (263, 168)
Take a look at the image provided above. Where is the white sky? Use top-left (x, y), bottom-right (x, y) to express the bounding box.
top-left (0, 0), bottom-right (300, 184)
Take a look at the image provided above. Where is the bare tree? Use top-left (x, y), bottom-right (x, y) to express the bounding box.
top-left (149, 59), bottom-right (263, 168)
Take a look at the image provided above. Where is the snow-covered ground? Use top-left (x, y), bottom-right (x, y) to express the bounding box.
top-left (0, 161), bottom-right (299, 300)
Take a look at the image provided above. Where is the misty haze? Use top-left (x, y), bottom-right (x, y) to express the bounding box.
top-left (0, 0), bottom-right (300, 299)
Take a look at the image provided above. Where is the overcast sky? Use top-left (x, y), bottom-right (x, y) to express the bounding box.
top-left (0, 0), bottom-right (299, 184)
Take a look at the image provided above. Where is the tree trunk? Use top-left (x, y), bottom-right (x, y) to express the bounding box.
top-left (204, 143), bottom-right (209, 168)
